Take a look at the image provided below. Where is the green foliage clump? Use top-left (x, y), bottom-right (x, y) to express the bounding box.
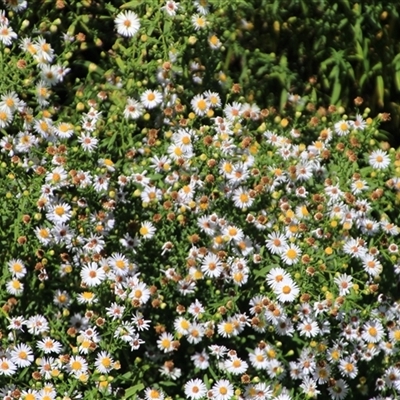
top-left (1, 1), bottom-right (400, 400)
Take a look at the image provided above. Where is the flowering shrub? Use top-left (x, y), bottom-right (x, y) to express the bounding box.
top-left (1, 1), bottom-right (400, 400)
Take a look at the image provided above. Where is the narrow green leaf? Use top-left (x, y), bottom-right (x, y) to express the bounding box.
top-left (331, 80), bottom-right (341, 104)
top-left (356, 41), bottom-right (363, 60)
top-left (359, 73), bottom-right (368, 90)
top-left (120, 0), bottom-right (143, 9)
top-left (395, 70), bottom-right (400, 91)
top-left (164, 19), bottom-right (172, 34)
top-left (371, 62), bottom-right (382, 73)
top-left (375, 75), bottom-right (384, 107)
top-left (328, 65), bottom-right (339, 80)
top-left (124, 383), bottom-right (145, 399)
top-left (115, 57), bottom-right (126, 73)
top-left (280, 89), bottom-right (287, 111)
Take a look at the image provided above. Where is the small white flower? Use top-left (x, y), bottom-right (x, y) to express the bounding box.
top-left (10, 343), bottom-right (34, 367)
top-left (369, 149), bottom-right (391, 169)
top-left (115, 11), bottom-right (140, 37)
top-left (140, 89), bottom-right (163, 109)
top-left (80, 262), bottom-right (106, 287)
top-left (334, 273), bottom-right (353, 296)
top-left (0, 24), bottom-right (17, 46)
top-left (124, 97), bottom-right (144, 119)
top-left (184, 378), bottom-right (207, 400)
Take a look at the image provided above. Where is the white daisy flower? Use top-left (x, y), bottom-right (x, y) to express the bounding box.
top-left (327, 379), bottom-right (349, 400)
top-left (6, 279), bottom-right (24, 295)
top-left (124, 97), bottom-right (144, 119)
top-left (232, 186), bottom-right (254, 209)
top-left (162, 0), bottom-right (179, 16)
top-left (369, 149), bottom-right (390, 169)
top-left (77, 291), bottom-right (97, 305)
top-left (36, 337), bottom-right (63, 354)
top-left (95, 351), bottom-right (114, 374)
top-left (201, 252), bottom-right (223, 278)
top-left (157, 332), bottom-right (175, 353)
top-left (351, 114), bottom-right (366, 130)
top-left (140, 89), bottom-right (163, 109)
top-left (224, 356), bottom-right (248, 375)
top-left (280, 244), bottom-right (302, 265)
top-left (8, 259), bottom-right (27, 278)
top-left (174, 317), bottom-right (191, 334)
top-left (0, 357), bottom-right (17, 376)
top-left (78, 133), bottom-right (98, 152)
top-left (108, 253), bottom-right (131, 276)
top-left (334, 273), bottom-right (353, 296)
top-left (129, 281), bottom-right (151, 305)
top-left (68, 355), bottom-right (88, 375)
top-left (334, 120), bottom-right (351, 136)
top-left (0, 24), bottom-right (17, 46)
top-left (191, 350), bottom-right (210, 369)
top-left (266, 267), bottom-right (291, 289)
top-left (217, 319), bottom-right (238, 338)
top-left (265, 232), bottom-right (288, 255)
top-left (191, 94), bottom-right (210, 116)
top-left (0, 108), bottom-right (13, 128)
top-left (144, 388), bottom-right (165, 400)
top-left (0, 91), bottom-right (21, 113)
top-left (249, 347), bottom-right (268, 370)
top-left (139, 221), bottom-right (156, 239)
top-left (298, 318), bottom-right (320, 338)
top-left (191, 14), bottom-right (207, 30)
top-left (80, 262), bottom-right (106, 287)
top-left (115, 11), bottom-right (141, 37)
top-left (10, 343), bottom-right (34, 367)
top-left (362, 320), bottom-right (385, 343)
top-left (339, 357), bottom-right (358, 379)
top-left (211, 379), bottom-right (234, 400)
top-left (46, 202), bottom-right (72, 224)
top-left (184, 378), bottom-right (207, 400)
top-left (274, 280), bottom-right (300, 303)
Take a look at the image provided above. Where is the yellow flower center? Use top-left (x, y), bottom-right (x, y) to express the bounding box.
top-left (147, 93), bottom-right (156, 101)
top-left (282, 285), bottom-right (291, 294)
top-left (368, 327), bottom-right (377, 337)
top-left (224, 322), bottom-right (234, 334)
top-left (197, 99), bottom-right (207, 110)
top-left (54, 206), bottom-right (65, 216)
top-left (140, 226), bottom-right (149, 236)
top-left (239, 193), bottom-right (249, 203)
top-left (286, 249), bottom-right (297, 259)
top-left (101, 357), bottom-right (111, 367)
top-left (71, 360), bottom-right (82, 370)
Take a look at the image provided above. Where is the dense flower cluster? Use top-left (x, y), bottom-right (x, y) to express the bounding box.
top-left (1, 1), bottom-right (400, 400)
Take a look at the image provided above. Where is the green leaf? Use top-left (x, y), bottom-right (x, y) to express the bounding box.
top-left (331, 80), bottom-right (341, 105)
top-left (115, 57), bottom-right (126, 73)
top-left (164, 19), bottom-right (172, 34)
top-left (159, 381), bottom-right (177, 387)
top-left (375, 75), bottom-right (384, 107)
top-left (311, 87), bottom-right (317, 103)
top-left (120, 0), bottom-right (143, 9)
top-left (328, 65), bottom-right (339, 80)
top-left (280, 89), bottom-right (287, 110)
top-left (359, 73), bottom-right (368, 90)
top-left (105, 3), bottom-right (118, 12)
top-left (124, 383), bottom-right (145, 399)
top-left (279, 54), bottom-right (287, 68)
top-left (355, 40), bottom-right (364, 61)
top-left (371, 62), bottom-right (382, 73)
top-left (395, 70), bottom-right (400, 91)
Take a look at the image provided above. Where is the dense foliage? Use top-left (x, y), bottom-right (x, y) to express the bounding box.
top-left (1, 1), bottom-right (400, 400)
